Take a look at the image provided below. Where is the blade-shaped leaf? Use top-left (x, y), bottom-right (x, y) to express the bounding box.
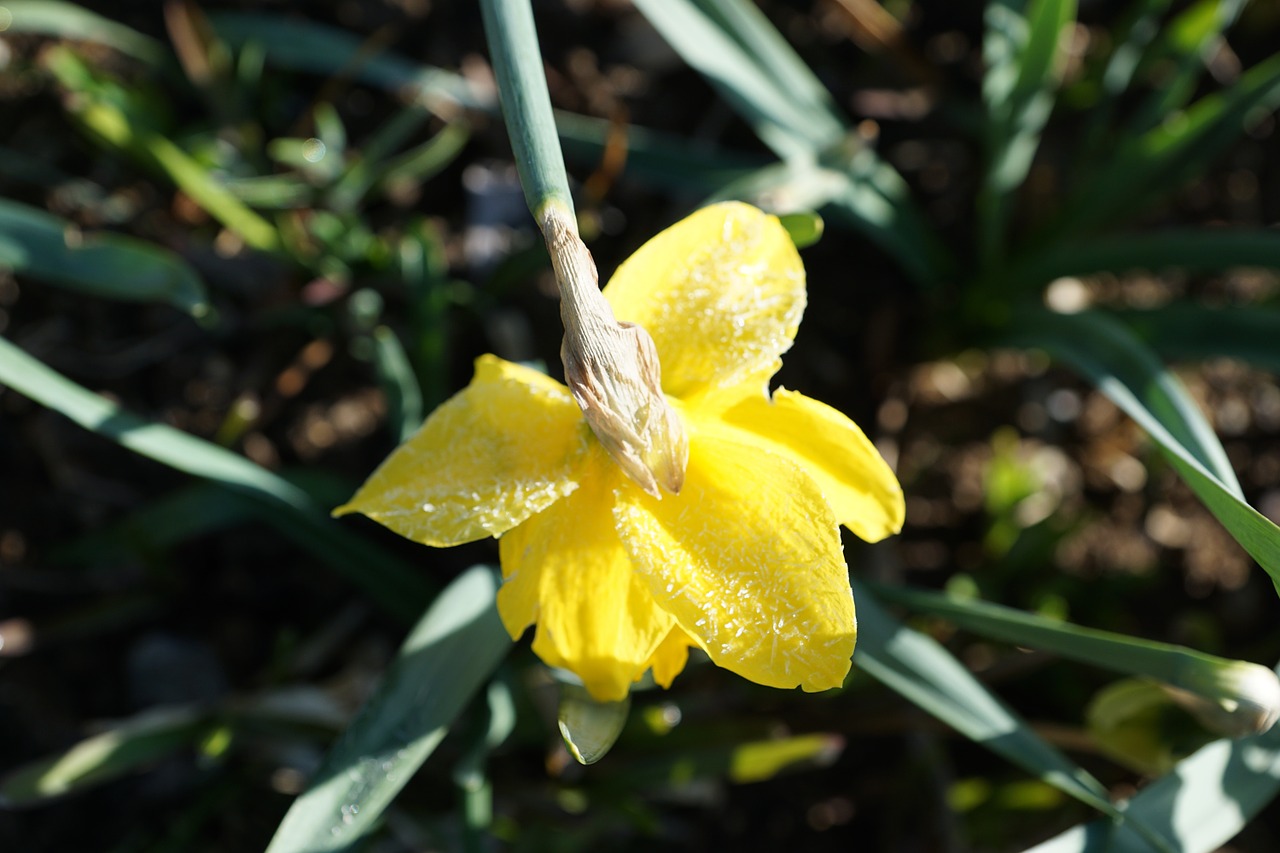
top-left (265, 565), bottom-right (511, 853)
top-left (852, 583), bottom-right (1172, 848)
top-left (869, 582), bottom-right (1280, 736)
top-left (1117, 304), bottom-right (1280, 374)
top-left (1055, 51), bottom-right (1280, 236)
top-left (631, 0), bottom-right (844, 159)
top-left (1005, 228), bottom-right (1280, 291)
top-left (1123, 0), bottom-right (1248, 135)
top-left (994, 308), bottom-right (1280, 596)
top-left (0, 0), bottom-right (166, 64)
top-left (0, 335), bottom-right (431, 621)
top-left (1027, 673), bottom-right (1280, 853)
top-left (0, 708), bottom-right (207, 807)
top-left (209, 12), bottom-right (484, 113)
top-left (983, 0), bottom-right (1077, 193)
top-left (0, 199), bottom-right (209, 317)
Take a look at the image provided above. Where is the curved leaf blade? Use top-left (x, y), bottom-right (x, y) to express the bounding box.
top-left (265, 565), bottom-right (511, 853)
top-left (995, 308), bottom-right (1280, 596)
top-left (851, 583), bottom-right (1172, 847)
top-left (1027, 683), bottom-right (1280, 853)
top-left (0, 199), bottom-right (209, 317)
top-left (0, 335), bottom-right (430, 621)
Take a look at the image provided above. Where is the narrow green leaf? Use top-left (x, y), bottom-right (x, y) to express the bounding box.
top-left (265, 566), bottom-right (511, 853)
top-left (0, 0), bottom-right (166, 64)
top-left (632, 0), bottom-right (844, 159)
top-left (0, 198), bottom-right (209, 317)
top-left (1055, 50), bottom-right (1280, 236)
top-left (869, 583), bottom-right (1280, 736)
top-left (995, 308), bottom-right (1280, 596)
top-left (1027, 679), bottom-right (1280, 853)
top-left (850, 583), bottom-right (1162, 841)
top-left (555, 112), bottom-right (763, 194)
top-left (0, 708), bottom-right (207, 807)
top-left (979, 0), bottom-right (1077, 263)
top-left (708, 142), bottom-right (950, 288)
top-left (692, 0), bottom-right (837, 123)
top-left (0, 335), bottom-right (430, 621)
top-left (1116, 304), bottom-right (1280, 374)
top-left (43, 47), bottom-right (281, 252)
top-left (1123, 0), bottom-right (1248, 135)
top-left (209, 12), bottom-right (484, 112)
top-left (371, 326), bottom-right (424, 445)
top-left (1005, 228), bottom-right (1280, 290)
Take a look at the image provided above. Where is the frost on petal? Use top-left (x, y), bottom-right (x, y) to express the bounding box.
top-left (498, 447), bottom-right (675, 703)
top-left (334, 355), bottom-right (587, 547)
top-left (720, 388), bottom-right (905, 542)
top-left (602, 202), bottom-right (805, 403)
top-left (614, 428), bottom-right (856, 693)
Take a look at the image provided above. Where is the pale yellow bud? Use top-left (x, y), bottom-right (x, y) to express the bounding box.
top-left (538, 203), bottom-right (688, 498)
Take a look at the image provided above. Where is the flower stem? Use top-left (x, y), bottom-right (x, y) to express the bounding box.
top-left (479, 0), bottom-right (689, 497)
top-left (478, 0), bottom-right (573, 221)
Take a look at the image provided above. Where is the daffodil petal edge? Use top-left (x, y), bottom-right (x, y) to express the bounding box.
top-left (614, 429), bottom-right (856, 693)
top-left (603, 202), bottom-right (805, 401)
top-left (334, 355), bottom-right (586, 547)
top-left (498, 447), bottom-right (675, 703)
top-left (721, 388), bottom-right (905, 542)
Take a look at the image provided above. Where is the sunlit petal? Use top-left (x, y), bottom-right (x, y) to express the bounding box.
top-left (614, 428), bottom-right (856, 693)
top-left (603, 202), bottom-right (804, 402)
top-left (498, 447), bottom-right (675, 702)
top-left (335, 355), bottom-right (587, 546)
top-left (721, 389), bottom-right (905, 542)
top-left (644, 627), bottom-right (699, 689)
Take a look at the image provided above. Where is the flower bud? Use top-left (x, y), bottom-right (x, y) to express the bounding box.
top-left (1169, 659), bottom-right (1280, 738)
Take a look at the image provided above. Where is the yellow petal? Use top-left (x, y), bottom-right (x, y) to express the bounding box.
top-left (614, 428), bottom-right (856, 693)
top-left (644, 627), bottom-right (698, 689)
top-left (335, 355), bottom-right (587, 546)
top-left (498, 447), bottom-right (675, 702)
top-left (602, 202), bottom-right (804, 403)
top-left (721, 389), bottom-right (905, 542)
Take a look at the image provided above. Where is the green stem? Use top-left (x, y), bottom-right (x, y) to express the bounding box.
top-left (478, 0), bottom-right (574, 220)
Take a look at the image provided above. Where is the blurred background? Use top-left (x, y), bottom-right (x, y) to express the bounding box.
top-left (3, 0), bottom-right (1280, 850)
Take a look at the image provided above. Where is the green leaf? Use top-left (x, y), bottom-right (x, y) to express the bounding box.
top-left (371, 326), bottom-right (424, 445)
top-left (1026, 681), bottom-right (1280, 852)
top-left (43, 47), bottom-right (281, 253)
top-left (1123, 0), bottom-right (1248, 135)
top-left (851, 583), bottom-right (1173, 847)
top-left (1005, 228), bottom-right (1280, 290)
top-left (1055, 50), bottom-right (1280, 236)
top-left (0, 198), bottom-right (209, 317)
top-left (265, 565), bottom-right (511, 853)
top-left (557, 684), bottom-right (630, 766)
top-left (209, 12), bottom-right (484, 112)
top-left (979, 0), bottom-right (1077, 264)
top-left (631, 0), bottom-right (844, 159)
top-left (0, 707), bottom-right (207, 806)
top-left (869, 583), bottom-right (1280, 737)
top-left (777, 211), bottom-right (824, 249)
top-left (0, 0), bottom-right (167, 64)
top-left (994, 308), bottom-right (1280, 596)
top-left (1116, 304), bottom-right (1280, 374)
top-left (0, 335), bottom-right (431, 622)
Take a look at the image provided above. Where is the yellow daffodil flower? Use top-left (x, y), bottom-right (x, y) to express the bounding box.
top-left (336, 202), bottom-right (904, 702)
